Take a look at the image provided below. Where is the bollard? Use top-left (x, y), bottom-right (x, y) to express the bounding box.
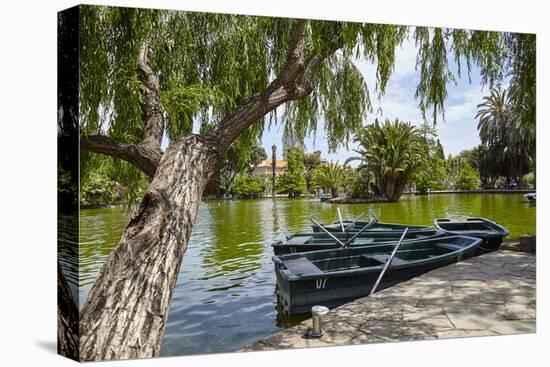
top-left (307, 305), bottom-right (329, 338)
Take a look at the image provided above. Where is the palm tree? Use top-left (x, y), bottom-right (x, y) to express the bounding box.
top-left (349, 118), bottom-right (426, 201)
top-left (312, 161), bottom-right (347, 198)
top-left (476, 87), bottom-right (511, 147)
top-left (475, 87), bottom-right (534, 186)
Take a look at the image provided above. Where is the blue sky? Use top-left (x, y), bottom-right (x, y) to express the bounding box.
top-left (260, 37), bottom-right (492, 164)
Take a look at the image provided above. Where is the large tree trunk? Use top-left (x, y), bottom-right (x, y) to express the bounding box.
top-left (58, 262), bottom-right (80, 360)
top-left (79, 135), bottom-right (219, 361)
top-left (76, 20), bottom-right (339, 360)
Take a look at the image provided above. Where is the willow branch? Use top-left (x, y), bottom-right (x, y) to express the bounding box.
top-left (208, 20), bottom-right (309, 151)
top-left (80, 44), bottom-right (165, 178)
top-left (81, 135), bottom-right (161, 178)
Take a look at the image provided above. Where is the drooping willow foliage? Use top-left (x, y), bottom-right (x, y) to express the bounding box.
top-left (77, 5), bottom-right (535, 194)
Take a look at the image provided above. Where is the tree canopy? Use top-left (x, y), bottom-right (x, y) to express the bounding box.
top-left (348, 118), bottom-right (426, 201)
top-left (78, 5), bottom-right (534, 191)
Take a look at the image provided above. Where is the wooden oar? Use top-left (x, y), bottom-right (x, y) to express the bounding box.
top-left (368, 209), bottom-right (379, 222)
top-left (337, 207), bottom-right (345, 233)
top-left (310, 219), bottom-right (346, 247)
top-left (369, 228), bottom-right (409, 295)
top-left (341, 220), bottom-right (376, 248)
top-left (345, 211), bottom-right (367, 229)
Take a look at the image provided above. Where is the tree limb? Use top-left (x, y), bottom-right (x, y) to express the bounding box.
top-left (137, 43), bottom-right (165, 148)
top-left (81, 43), bottom-right (165, 178)
top-left (81, 135), bottom-right (161, 178)
top-left (208, 20), bottom-right (343, 151)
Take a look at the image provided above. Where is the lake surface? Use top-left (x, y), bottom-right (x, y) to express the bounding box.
top-left (76, 193), bottom-right (535, 356)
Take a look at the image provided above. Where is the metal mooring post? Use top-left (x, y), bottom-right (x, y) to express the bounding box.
top-left (307, 305), bottom-right (329, 338)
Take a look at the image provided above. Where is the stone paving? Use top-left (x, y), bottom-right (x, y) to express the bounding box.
top-left (241, 249), bottom-right (536, 351)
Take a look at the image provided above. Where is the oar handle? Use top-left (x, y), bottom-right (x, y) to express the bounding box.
top-left (337, 207), bottom-right (345, 233)
top-left (310, 218), bottom-right (346, 247)
top-left (370, 227), bottom-right (409, 295)
top-left (348, 211), bottom-right (367, 229)
top-left (368, 209), bottom-right (379, 222)
top-left (341, 219), bottom-right (376, 248)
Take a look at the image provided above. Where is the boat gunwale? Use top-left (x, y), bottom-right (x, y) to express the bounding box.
top-left (271, 232), bottom-right (447, 250)
top-left (434, 217), bottom-right (509, 238)
top-left (272, 235), bottom-right (482, 281)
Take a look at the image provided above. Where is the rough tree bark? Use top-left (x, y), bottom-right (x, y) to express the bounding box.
top-left (58, 262), bottom-right (80, 360)
top-left (80, 135), bottom-right (220, 360)
top-left (79, 20), bottom-right (338, 360)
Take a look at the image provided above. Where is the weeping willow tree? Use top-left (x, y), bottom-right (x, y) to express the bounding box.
top-left (60, 4), bottom-right (535, 360)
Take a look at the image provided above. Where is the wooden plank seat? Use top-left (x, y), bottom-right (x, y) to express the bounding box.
top-left (282, 257), bottom-right (324, 276)
top-left (435, 243), bottom-right (463, 251)
top-left (368, 254), bottom-right (408, 266)
top-left (285, 236), bottom-right (312, 245)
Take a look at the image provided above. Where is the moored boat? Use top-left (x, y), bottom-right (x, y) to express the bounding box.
top-left (272, 230), bottom-right (444, 255)
top-left (311, 220), bottom-right (433, 233)
top-left (524, 193), bottom-right (536, 203)
top-left (273, 235), bottom-right (482, 315)
top-left (434, 217), bottom-right (509, 252)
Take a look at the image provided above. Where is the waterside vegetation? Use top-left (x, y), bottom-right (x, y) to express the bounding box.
top-left (58, 6), bottom-right (536, 360)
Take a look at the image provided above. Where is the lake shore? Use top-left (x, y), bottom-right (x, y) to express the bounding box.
top-left (240, 246), bottom-right (535, 352)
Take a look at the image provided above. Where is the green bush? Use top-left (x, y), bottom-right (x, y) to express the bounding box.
top-left (348, 169), bottom-right (372, 198)
top-left (81, 171), bottom-right (120, 206)
top-left (456, 164), bottom-right (480, 190)
top-left (523, 172), bottom-right (535, 187)
top-left (232, 174), bottom-right (265, 197)
top-left (276, 147), bottom-right (307, 197)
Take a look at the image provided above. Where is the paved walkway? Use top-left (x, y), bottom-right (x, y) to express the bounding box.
top-left (241, 249), bottom-right (536, 351)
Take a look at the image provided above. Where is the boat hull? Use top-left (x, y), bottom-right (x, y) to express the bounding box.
top-left (434, 217), bottom-right (509, 252)
top-left (274, 236), bottom-right (481, 315)
top-left (272, 232), bottom-right (445, 255)
top-left (311, 221), bottom-right (433, 233)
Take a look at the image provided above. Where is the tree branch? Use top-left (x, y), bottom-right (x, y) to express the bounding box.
top-left (208, 20), bottom-right (309, 151)
top-left (137, 43), bottom-right (165, 149)
top-left (207, 20), bottom-right (343, 151)
top-left (81, 135), bottom-right (161, 178)
top-left (81, 44), bottom-right (165, 178)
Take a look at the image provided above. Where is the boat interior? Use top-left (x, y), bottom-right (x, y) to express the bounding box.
top-left (281, 241), bottom-right (465, 275)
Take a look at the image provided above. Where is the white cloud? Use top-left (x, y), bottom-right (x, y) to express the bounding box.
top-left (261, 35), bottom-right (486, 160)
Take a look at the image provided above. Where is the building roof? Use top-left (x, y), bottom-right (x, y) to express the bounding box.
top-left (256, 159), bottom-right (288, 169)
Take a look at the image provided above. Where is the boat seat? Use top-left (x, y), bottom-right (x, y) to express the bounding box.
top-left (282, 257), bottom-right (323, 276)
top-left (285, 236), bottom-right (312, 245)
top-left (435, 243), bottom-right (462, 251)
top-left (367, 254), bottom-right (408, 266)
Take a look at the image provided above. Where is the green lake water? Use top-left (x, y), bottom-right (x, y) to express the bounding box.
top-left (76, 193), bottom-right (535, 356)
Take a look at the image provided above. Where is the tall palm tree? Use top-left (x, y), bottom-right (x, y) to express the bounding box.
top-left (475, 87), bottom-right (534, 186)
top-left (312, 161), bottom-right (347, 198)
top-left (350, 118), bottom-right (426, 201)
top-left (475, 87), bottom-right (511, 147)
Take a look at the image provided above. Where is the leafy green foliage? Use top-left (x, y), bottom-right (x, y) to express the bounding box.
top-left (476, 87), bottom-right (534, 185)
top-left (348, 168), bottom-right (374, 199)
top-left (507, 33), bottom-right (536, 141)
top-left (77, 6), bottom-right (534, 196)
top-left (456, 164), bottom-right (480, 190)
top-left (352, 119), bottom-right (426, 201)
top-left (80, 153), bottom-right (149, 205)
top-left (303, 151), bottom-right (322, 191)
top-left (232, 174), bottom-right (265, 198)
top-left (276, 147), bottom-right (306, 197)
top-left (412, 123), bottom-right (447, 193)
top-left (80, 171), bottom-right (120, 206)
top-left (312, 162), bottom-right (348, 198)
top-left (220, 141), bottom-right (267, 195)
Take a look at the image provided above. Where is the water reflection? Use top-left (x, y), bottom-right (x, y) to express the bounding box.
top-left (58, 214), bottom-right (79, 302)
top-left (76, 194), bottom-right (535, 356)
